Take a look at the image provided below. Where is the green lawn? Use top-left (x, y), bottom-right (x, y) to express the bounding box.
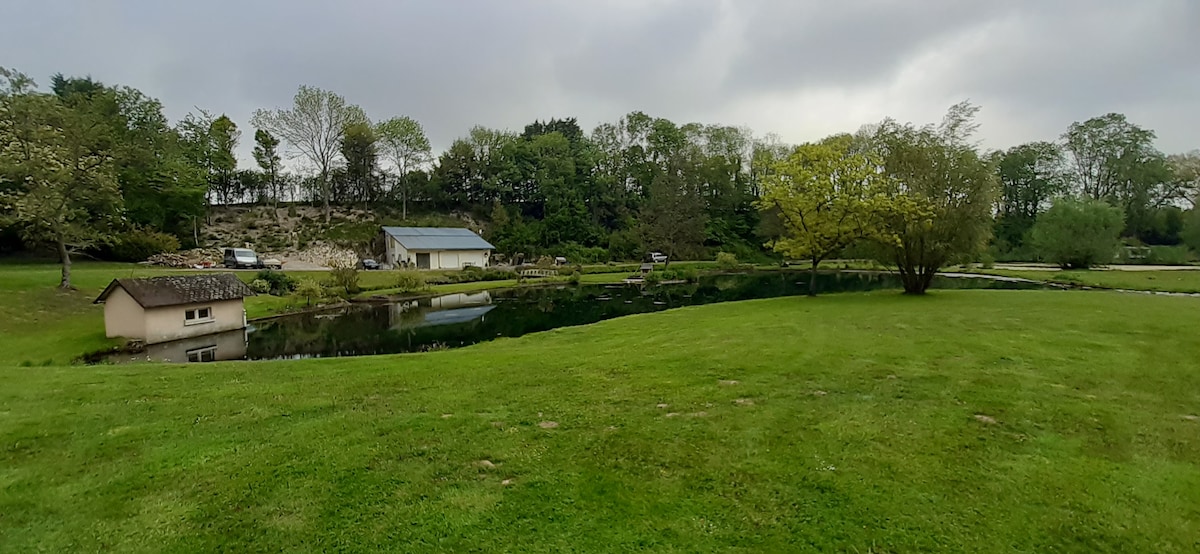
top-left (2, 290), bottom-right (1200, 552)
top-left (977, 268), bottom-right (1200, 293)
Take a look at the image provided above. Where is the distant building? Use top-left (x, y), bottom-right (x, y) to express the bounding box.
top-left (381, 227), bottom-right (494, 270)
top-left (94, 274), bottom-right (255, 345)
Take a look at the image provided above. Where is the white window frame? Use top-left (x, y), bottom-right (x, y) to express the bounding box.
top-left (184, 306), bottom-right (215, 326)
top-left (186, 346), bottom-right (217, 363)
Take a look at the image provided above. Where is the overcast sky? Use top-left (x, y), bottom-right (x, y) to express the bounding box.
top-left (3, 0), bottom-right (1198, 164)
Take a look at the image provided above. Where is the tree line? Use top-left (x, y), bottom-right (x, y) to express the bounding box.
top-left (2, 68), bottom-right (1198, 290)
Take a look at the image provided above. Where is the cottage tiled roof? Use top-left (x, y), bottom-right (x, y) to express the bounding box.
top-left (94, 273), bottom-right (255, 308)
top-left (382, 226), bottom-right (495, 251)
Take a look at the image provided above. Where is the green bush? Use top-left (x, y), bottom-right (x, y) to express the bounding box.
top-left (1147, 245), bottom-right (1192, 266)
top-left (254, 270), bottom-right (296, 295)
top-left (716, 252), bottom-right (739, 270)
top-left (980, 251), bottom-right (996, 269)
top-left (1182, 209), bottom-right (1200, 254)
top-left (1030, 199), bottom-right (1124, 269)
top-left (555, 242), bottom-right (610, 264)
top-left (643, 271), bottom-right (663, 285)
top-left (293, 278), bottom-right (325, 307)
top-left (107, 228), bottom-right (181, 262)
top-left (567, 270), bottom-right (581, 285)
top-left (676, 265), bottom-right (700, 283)
top-left (248, 279), bottom-right (272, 294)
top-left (327, 261), bottom-right (360, 296)
top-left (287, 205), bottom-right (298, 218)
top-left (394, 271), bottom-right (428, 293)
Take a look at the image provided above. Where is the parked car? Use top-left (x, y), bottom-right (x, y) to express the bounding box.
top-left (260, 257), bottom-right (283, 270)
top-left (646, 252), bottom-right (668, 264)
top-left (223, 248), bottom-right (262, 269)
top-left (361, 259), bottom-right (380, 270)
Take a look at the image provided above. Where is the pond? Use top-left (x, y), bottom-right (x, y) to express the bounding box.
top-left (105, 271), bottom-right (1043, 363)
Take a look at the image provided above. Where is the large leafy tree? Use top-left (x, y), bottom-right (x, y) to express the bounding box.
top-left (0, 68), bottom-right (121, 289)
top-left (640, 151), bottom-right (707, 266)
top-left (375, 116), bottom-right (431, 219)
top-left (870, 102), bottom-right (999, 294)
top-left (51, 74), bottom-right (206, 243)
top-left (1062, 113), bottom-right (1176, 240)
top-left (253, 129), bottom-right (283, 210)
top-left (758, 134), bottom-right (889, 295)
top-left (339, 122), bottom-right (380, 206)
top-left (251, 85), bottom-right (366, 222)
top-left (208, 115), bottom-right (239, 205)
top-left (993, 141), bottom-right (1067, 250)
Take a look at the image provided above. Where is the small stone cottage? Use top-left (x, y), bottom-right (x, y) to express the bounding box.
top-left (93, 274), bottom-right (255, 345)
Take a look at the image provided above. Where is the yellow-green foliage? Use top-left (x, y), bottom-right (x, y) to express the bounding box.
top-left (757, 134), bottom-right (891, 265)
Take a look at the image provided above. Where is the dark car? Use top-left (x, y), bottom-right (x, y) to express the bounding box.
top-left (361, 259), bottom-right (380, 270)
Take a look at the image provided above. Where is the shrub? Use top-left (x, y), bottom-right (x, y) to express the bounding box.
top-left (555, 242), bottom-right (610, 264)
top-left (394, 271), bottom-right (428, 293)
top-left (980, 251), bottom-right (996, 269)
top-left (107, 228), bottom-right (181, 262)
top-left (643, 271), bottom-right (663, 285)
top-left (254, 270), bottom-right (296, 295)
top-left (1030, 199), bottom-right (1124, 269)
top-left (716, 252), bottom-right (739, 270)
top-left (248, 279), bottom-right (272, 294)
top-left (1147, 245), bottom-right (1192, 266)
top-left (677, 265), bottom-right (700, 283)
top-left (293, 279), bottom-right (325, 306)
top-left (287, 205), bottom-right (298, 218)
top-left (567, 270), bottom-right (582, 285)
top-left (1183, 209), bottom-right (1200, 254)
top-left (326, 259), bottom-right (360, 295)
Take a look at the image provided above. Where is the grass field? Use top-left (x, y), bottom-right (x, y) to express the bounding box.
top-left (2, 290), bottom-right (1200, 552)
top-left (976, 268), bottom-right (1200, 293)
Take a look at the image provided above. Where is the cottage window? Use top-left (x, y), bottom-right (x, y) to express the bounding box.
top-left (185, 306), bottom-right (215, 325)
top-left (186, 346), bottom-right (217, 363)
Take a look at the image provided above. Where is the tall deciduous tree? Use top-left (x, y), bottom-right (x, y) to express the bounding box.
top-left (208, 115), bottom-right (239, 205)
top-left (1062, 113), bottom-right (1176, 240)
top-left (0, 68), bottom-right (121, 289)
top-left (253, 129), bottom-right (283, 212)
top-left (251, 85), bottom-right (366, 222)
top-left (339, 122), bottom-right (380, 206)
top-left (640, 152), bottom-right (707, 267)
top-left (51, 74), bottom-right (206, 243)
top-left (1169, 151), bottom-right (1200, 208)
top-left (870, 102), bottom-right (999, 294)
top-left (375, 116), bottom-right (431, 219)
top-left (758, 135), bottom-right (889, 295)
top-left (994, 141), bottom-right (1067, 250)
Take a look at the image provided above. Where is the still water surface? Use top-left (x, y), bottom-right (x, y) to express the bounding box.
top-left (107, 271), bottom-right (1041, 363)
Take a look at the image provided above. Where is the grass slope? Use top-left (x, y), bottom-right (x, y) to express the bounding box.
top-left (3, 290), bottom-right (1200, 552)
top-left (979, 268), bottom-right (1200, 294)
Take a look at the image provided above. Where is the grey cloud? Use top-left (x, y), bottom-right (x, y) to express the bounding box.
top-left (1, 0), bottom-right (1196, 159)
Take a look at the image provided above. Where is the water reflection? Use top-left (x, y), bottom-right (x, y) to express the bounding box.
top-left (101, 272), bottom-right (1043, 363)
top-left (105, 328), bottom-right (248, 364)
top-left (238, 271), bottom-right (1042, 361)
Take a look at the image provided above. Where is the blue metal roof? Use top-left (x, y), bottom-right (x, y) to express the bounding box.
top-left (381, 227), bottom-right (495, 251)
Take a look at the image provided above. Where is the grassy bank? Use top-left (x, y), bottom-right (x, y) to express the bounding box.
top-left (2, 290), bottom-right (1200, 551)
top-left (976, 268), bottom-right (1200, 293)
